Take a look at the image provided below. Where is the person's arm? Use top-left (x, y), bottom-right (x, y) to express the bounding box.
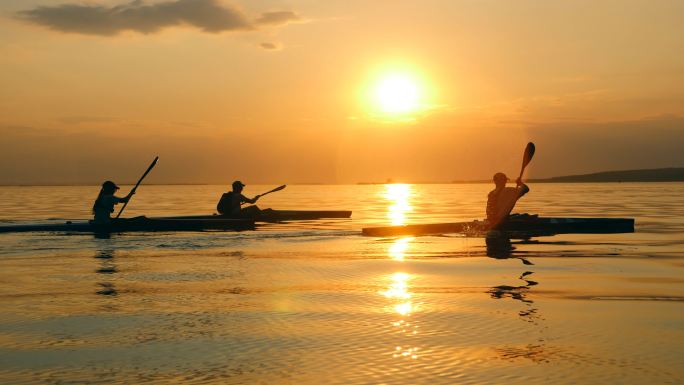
top-left (114, 192), bottom-right (134, 204)
top-left (241, 194), bottom-right (260, 205)
top-left (516, 177), bottom-right (530, 197)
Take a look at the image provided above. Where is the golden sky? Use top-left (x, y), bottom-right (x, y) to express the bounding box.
top-left (1, 0), bottom-right (683, 184)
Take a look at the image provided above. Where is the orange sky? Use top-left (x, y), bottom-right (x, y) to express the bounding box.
top-left (1, 0), bottom-right (683, 184)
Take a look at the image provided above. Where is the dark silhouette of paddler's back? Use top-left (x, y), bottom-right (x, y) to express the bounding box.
top-left (487, 142), bottom-right (535, 228)
top-left (486, 172), bottom-right (530, 228)
top-left (92, 181), bottom-right (134, 224)
top-left (217, 180), bottom-right (262, 217)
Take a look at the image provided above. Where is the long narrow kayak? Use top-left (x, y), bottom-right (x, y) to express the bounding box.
top-left (0, 217), bottom-right (255, 234)
top-left (0, 210), bottom-right (351, 234)
top-left (362, 216), bottom-right (635, 237)
top-left (162, 210), bottom-right (352, 222)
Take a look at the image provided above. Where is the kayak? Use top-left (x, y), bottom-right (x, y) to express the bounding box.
top-left (0, 217), bottom-right (255, 234)
top-left (361, 216), bottom-right (635, 237)
top-left (162, 210), bottom-right (352, 222)
top-left (0, 210), bottom-right (351, 234)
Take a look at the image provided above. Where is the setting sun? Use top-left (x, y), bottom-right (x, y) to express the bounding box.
top-left (373, 73), bottom-right (421, 114)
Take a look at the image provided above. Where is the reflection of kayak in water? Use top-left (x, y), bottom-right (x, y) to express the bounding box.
top-left (362, 214), bottom-right (635, 237)
top-left (0, 210), bottom-right (352, 234)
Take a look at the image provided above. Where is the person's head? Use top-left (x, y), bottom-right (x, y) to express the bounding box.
top-left (232, 180), bottom-right (245, 192)
top-left (493, 172), bottom-right (507, 188)
top-left (101, 180), bottom-right (119, 195)
top-left (93, 180), bottom-right (119, 213)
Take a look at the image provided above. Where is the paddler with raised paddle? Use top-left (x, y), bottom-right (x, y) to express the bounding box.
top-left (486, 142), bottom-right (535, 229)
top-left (216, 181), bottom-right (285, 217)
top-left (91, 156), bottom-right (158, 224)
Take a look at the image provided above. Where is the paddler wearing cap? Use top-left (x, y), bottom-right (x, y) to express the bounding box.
top-left (486, 173), bottom-right (530, 228)
top-left (216, 181), bottom-right (261, 217)
top-left (92, 181), bottom-right (134, 224)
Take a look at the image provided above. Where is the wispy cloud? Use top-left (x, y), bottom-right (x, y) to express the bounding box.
top-left (17, 0), bottom-right (301, 36)
top-left (255, 11), bottom-right (300, 26)
top-left (259, 42), bottom-right (280, 50)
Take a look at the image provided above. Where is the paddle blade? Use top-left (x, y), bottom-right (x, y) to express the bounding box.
top-left (259, 184), bottom-right (287, 197)
top-left (271, 184), bottom-right (287, 193)
top-left (522, 142), bottom-right (535, 169)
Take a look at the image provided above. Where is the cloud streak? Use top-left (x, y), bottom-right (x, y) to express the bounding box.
top-left (259, 42), bottom-right (280, 50)
top-left (17, 0), bottom-right (300, 36)
top-left (255, 11), bottom-right (300, 26)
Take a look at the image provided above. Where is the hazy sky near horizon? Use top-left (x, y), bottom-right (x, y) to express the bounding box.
top-left (1, 0), bottom-right (683, 184)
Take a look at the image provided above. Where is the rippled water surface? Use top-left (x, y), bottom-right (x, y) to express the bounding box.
top-left (0, 183), bottom-right (682, 384)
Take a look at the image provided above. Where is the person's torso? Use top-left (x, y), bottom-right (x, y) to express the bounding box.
top-left (93, 195), bottom-right (120, 223)
top-left (487, 187), bottom-right (521, 222)
top-left (219, 192), bottom-right (243, 215)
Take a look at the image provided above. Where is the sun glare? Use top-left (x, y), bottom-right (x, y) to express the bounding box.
top-left (374, 74), bottom-right (421, 114)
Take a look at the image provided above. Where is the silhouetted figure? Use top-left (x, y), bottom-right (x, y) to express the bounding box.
top-left (486, 173), bottom-right (529, 228)
top-left (92, 181), bottom-right (134, 224)
top-left (217, 180), bottom-right (261, 217)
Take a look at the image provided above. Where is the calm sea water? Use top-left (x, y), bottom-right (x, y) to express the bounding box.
top-left (0, 183), bottom-right (682, 384)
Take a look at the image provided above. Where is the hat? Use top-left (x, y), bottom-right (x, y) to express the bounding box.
top-left (101, 180), bottom-right (120, 193)
top-left (493, 173), bottom-right (508, 183)
top-left (232, 180), bottom-right (246, 189)
top-left (102, 180), bottom-right (120, 190)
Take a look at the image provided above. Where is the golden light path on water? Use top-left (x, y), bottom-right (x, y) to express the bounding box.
top-left (380, 182), bottom-right (421, 362)
top-left (384, 184), bottom-right (413, 225)
top-left (388, 237), bottom-right (413, 261)
top-left (380, 270), bottom-right (420, 360)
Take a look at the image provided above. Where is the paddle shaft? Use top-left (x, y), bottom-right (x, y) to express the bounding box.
top-left (240, 185), bottom-right (286, 205)
top-left (116, 156), bottom-right (159, 218)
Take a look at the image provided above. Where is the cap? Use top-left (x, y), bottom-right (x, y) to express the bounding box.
top-left (232, 180), bottom-right (246, 189)
top-left (101, 180), bottom-right (119, 193)
top-left (493, 172), bottom-right (508, 183)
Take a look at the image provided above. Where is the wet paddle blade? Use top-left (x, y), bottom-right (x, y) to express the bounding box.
top-left (518, 142), bottom-right (535, 179)
top-left (522, 142), bottom-right (535, 170)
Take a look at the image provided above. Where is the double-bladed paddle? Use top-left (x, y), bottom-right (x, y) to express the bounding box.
top-left (116, 156), bottom-right (159, 218)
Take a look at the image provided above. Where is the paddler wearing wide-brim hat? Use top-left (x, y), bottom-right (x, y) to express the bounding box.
top-left (216, 180), bottom-right (262, 216)
top-left (92, 180), bottom-right (134, 224)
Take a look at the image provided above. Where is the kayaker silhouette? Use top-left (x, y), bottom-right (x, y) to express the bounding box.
top-left (92, 181), bottom-right (134, 224)
top-left (217, 181), bottom-right (262, 217)
top-left (487, 142), bottom-right (535, 228)
top-left (486, 173), bottom-right (530, 228)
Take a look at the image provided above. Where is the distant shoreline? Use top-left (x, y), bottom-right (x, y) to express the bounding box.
top-left (527, 167), bottom-right (684, 183)
top-left (1, 168), bottom-right (682, 186)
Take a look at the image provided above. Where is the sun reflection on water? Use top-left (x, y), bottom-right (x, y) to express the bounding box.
top-left (384, 184), bottom-right (413, 225)
top-left (381, 272), bottom-right (412, 301)
top-left (388, 237), bottom-right (413, 261)
top-left (380, 271), bottom-right (420, 359)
